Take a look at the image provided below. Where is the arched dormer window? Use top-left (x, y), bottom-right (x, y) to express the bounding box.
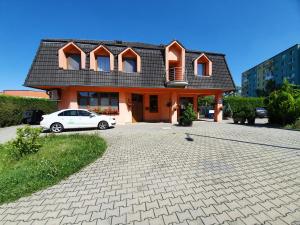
top-left (58, 42), bottom-right (86, 70)
top-left (90, 45), bottom-right (114, 72)
top-left (118, 48), bottom-right (141, 73)
top-left (194, 53), bottom-right (212, 76)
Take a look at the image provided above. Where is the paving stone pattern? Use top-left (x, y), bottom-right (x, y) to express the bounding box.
top-left (0, 121), bottom-right (300, 224)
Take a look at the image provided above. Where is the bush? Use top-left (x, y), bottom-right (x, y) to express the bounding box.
top-left (0, 95), bottom-right (57, 127)
top-left (224, 96), bottom-right (265, 114)
top-left (265, 80), bottom-right (300, 125)
top-left (179, 103), bottom-right (197, 126)
top-left (10, 126), bottom-right (42, 159)
top-left (225, 96), bottom-right (263, 125)
top-left (223, 103), bottom-right (233, 118)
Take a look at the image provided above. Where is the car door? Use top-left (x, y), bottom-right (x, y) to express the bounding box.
top-left (58, 110), bottom-right (79, 128)
top-left (77, 110), bottom-right (97, 127)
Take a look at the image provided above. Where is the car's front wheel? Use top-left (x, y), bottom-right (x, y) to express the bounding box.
top-left (98, 121), bottom-right (109, 130)
top-left (50, 122), bottom-right (64, 133)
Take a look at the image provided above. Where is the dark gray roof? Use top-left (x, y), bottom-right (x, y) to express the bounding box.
top-left (24, 39), bottom-right (235, 91)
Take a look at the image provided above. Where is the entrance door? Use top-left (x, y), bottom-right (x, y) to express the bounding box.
top-left (132, 94), bottom-right (143, 122)
top-left (179, 97), bottom-right (194, 118)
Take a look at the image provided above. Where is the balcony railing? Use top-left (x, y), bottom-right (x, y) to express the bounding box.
top-left (166, 67), bottom-right (188, 87)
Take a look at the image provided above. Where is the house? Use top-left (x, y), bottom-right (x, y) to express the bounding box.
top-left (24, 39), bottom-right (235, 124)
top-left (1, 90), bottom-right (49, 99)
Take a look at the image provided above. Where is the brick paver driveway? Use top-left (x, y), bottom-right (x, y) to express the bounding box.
top-left (1, 121), bottom-right (300, 225)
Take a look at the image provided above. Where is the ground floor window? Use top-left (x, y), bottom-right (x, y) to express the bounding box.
top-left (78, 92), bottom-right (119, 114)
top-left (149, 95), bottom-right (158, 113)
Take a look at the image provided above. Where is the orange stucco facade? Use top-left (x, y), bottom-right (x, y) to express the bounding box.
top-left (40, 86), bottom-right (223, 124)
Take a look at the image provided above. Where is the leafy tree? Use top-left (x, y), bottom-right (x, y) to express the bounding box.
top-left (265, 79), bottom-right (278, 95)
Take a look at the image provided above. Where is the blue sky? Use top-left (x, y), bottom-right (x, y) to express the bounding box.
top-left (0, 0), bottom-right (299, 90)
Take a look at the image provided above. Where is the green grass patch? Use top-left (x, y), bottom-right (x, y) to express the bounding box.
top-left (0, 134), bottom-right (106, 204)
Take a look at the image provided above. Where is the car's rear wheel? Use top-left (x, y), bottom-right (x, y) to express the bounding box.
top-left (50, 122), bottom-right (64, 133)
top-left (98, 121), bottom-right (109, 130)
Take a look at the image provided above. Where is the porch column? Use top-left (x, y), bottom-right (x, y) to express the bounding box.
top-left (214, 93), bottom-right (223, 122)
top-left (171, 92), bottom-right (178, 124)
top-left (58, 88), bottom-right (78, 109)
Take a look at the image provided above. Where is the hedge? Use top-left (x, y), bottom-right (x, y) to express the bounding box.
top-left (223, 96), bottom-right (265, 113)
top-left (0, 95), bottom-right (57, 127)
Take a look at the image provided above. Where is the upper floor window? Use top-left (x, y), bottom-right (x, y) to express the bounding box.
top-left (123, 58), bottom-right (137, 73)
top-left (90, 45), bottom-right (114, 71)
top-left (58, 42), bottom-right (86, 70)
top-left (118, 48), bottom-right (141, 73)
top-left (67, 54), bottom-right (81, 70)
top-left (194, 53), bottom-right (212, 76)
top-left (97, 56), bottom-right (110, 72)
top-left (197, 63), bottom-right (206, 77)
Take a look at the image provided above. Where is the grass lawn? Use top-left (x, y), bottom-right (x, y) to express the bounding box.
top-left (0, 134), bottom-right (106, 204)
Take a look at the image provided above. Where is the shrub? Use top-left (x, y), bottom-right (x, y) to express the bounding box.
top-left (10, 126), bottom-right (42, 159)
top-left (224, 96), bottom-right (265, 114)
top-left (265, 80), bottom-right (300, 125)
top-left (0, 95), bottom-right (57, 127)
top-left (223, 103), bottom-right (233, 118)
top-left (179, 103), bottom-right (197, 126)
top-left (225, 96), bottom-right (263, 125)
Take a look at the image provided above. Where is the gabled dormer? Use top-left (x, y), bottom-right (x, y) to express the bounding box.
top-left (118, 48), bottom-right (141, 73)
top-left (90, 45), bottom-right (114, 72)
top-left (194, 53), bottom-right (212, 76)
top-left (165, 40), bottom-right (187, 87)
top-left (58, 42), bottom-right (86, 70)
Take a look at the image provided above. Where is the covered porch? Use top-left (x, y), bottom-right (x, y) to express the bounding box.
top-left (48, 86), bottom-right (223, 124)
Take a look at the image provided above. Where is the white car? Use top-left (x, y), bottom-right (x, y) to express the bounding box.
top-left (40, 109), bottom-right (116, 133)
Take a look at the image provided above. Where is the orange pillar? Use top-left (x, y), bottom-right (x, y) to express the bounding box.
top-left (214, 93), bottom-right (223, 122)
top-left (171, 92), bottom-right (178, 124)
top-left (193, 95), bottom-right (199, 119)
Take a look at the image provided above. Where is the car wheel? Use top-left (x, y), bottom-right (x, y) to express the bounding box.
top-left (50, 122), bottom-right (64, 133)
top-left (98, 121), bottom-right (109, 130)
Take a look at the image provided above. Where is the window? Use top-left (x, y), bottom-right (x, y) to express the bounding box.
top-left (67, 54), bottom-right (81, 70)
top-left (58, 110), bottom-right (78, 116)
top-left (194, 54), bottom-right (212, 76)
top-left (97, 56), bottom-right (110, 72)
top-left (58, 42), bottom-right (85, 70)
top-left (78, 92), bottom-right (119, 114)
top-left (197, 63), bottom-right (206, 76)
top-left (149, 95), bottom-right (158, 113)
top-left (118, 47), bottom-right (141, 73)
top-left (78, 110), bottom-right (91, 116)
top-left (123, 58), bottom-right (137, 73)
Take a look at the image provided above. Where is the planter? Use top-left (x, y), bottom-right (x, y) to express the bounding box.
top-left (240, 118), bottom-right (246, 124)
top-left (247, 117), bottom-right (256, 125)
top-left (179, 118), bottom-right (193, 126)
top-left (233, 118), bottom-right (239, 124)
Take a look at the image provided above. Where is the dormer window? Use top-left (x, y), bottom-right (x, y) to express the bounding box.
top-left (197, 63), bottom-right (206, 77)
top-left (118, 48), bottom-right (141, 73)
top-left (97, 56), bottom-right (110, 72)
top-left (58, 42), bottom-right (86, 70)
top-left (90, 45), bottom-right (114, 71)
top-left (194, 53), bottom-right (212, 76)
top-left (123, 58), bottom-right (137, 73)
top-left (67, 54), bottom-right (81, 70)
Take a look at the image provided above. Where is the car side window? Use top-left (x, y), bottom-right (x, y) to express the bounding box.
top-left (78, 110), bottom-right (91, 116)
top-left (59, 110), bottom-right (78, 116)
